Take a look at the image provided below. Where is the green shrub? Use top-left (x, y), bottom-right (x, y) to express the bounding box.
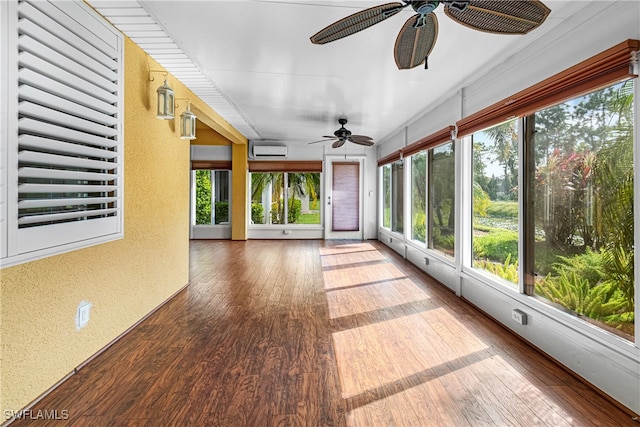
top-left (251, 203), bottom-right (264, 224)
top-left (288, 198), bottom-right (302, 223)
top-left (552, 248), bottom-right (604, 288)
top-left (433, 232), bottom-right (455, 252)
top-left (474, 254), bottom-right (518, 283)
top-left (473, 229), bottom-right (518, 263)
top-left (536, 271), bottom-right (630, 322)
top-left (215, 201), bottom-right (229, 223)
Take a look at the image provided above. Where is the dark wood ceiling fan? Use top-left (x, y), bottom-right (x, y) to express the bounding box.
top-left (310, 0), bottom-right (551, 70)
top-left (308, 117), bottom-right (374, 149)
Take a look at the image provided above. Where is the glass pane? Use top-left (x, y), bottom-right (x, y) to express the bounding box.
top-left (472, 119), bottom-right (519, 285)
top-left (429, 142), bottom-right (455, 257)
top-left (532, 81), bottom-right (634, 340)
top-left (195, 170), bottom-right (213, 225)
top-left (382, 165), bottom-right (391, 229)
top-left (250, 172), bottom-right (285, 224)
top-left (214, 170), bottom-right (230, 224)
top-left (288, 172), bottom-right (321, 224)
top-left (392, 161), bottom-right (404, 233)
top-left (411, 153), bottom-right (426, 243)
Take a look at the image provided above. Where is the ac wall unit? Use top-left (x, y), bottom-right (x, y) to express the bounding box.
top-left (253, 145), bottom-right (288, 158)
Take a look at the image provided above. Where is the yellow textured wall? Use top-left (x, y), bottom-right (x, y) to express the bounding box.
top-left (232, 143), bottom-right (248, 240)
top-left (192, 126), bottom-right (232, 146)
top-left (0, 39), bottom-right (196, 415)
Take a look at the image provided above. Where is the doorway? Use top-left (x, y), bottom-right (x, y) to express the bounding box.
top-left (324, 157), bottom-right (364, 239)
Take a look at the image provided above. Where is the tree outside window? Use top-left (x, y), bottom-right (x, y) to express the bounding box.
top-left (532, 80), bottom-right (634, 340)
top-left (472, 119), bottom-right (520, 285)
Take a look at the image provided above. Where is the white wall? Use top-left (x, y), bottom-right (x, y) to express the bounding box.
top-left (376, 0), bottom-right (640, 415)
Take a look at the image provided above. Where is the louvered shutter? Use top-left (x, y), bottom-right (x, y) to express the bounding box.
top-left (1, 0), bottom-right (123, 266)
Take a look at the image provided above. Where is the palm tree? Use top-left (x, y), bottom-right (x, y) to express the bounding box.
top-left (251, 172), bottom-right (285, 224)
top-left (484, 120), bottom-right (518, 200)
top-left (251, 172), bottom-right (320, 224)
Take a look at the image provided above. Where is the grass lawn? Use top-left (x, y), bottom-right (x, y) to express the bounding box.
top-left (296, 212), bottom-right (320, 224)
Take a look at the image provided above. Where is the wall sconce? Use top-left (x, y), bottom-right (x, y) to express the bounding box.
top-left (156, 79), bottom-right (175, 120)
top-left (178, 100), bottom-right (196, 140)
top-left (150, 70), bottom-right (174, 120)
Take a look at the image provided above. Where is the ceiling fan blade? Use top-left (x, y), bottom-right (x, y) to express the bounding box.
top-left (349, 138), bottom-right (375, 147)
top-left (308, 138), bottom-right (336, 145)
top-left (350, 134), bottom-right (373, 140)
top-left (332, 139), bottom-right (346, 149)
top-left (310, 2), bottom-right (405, 45)
top-left (394, 13), bottom-right (438, 70)
top-left (444, 0), bottom-right (551, 35)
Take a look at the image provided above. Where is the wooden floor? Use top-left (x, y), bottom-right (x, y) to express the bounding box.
top-left (13, 240), bottom-right (637, 426)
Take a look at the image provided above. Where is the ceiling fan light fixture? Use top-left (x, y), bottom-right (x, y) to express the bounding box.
top-left (311, 0), bottom-right (549, 70)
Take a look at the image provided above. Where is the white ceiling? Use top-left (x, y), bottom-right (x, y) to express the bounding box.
top-left (89, 0), bottom-right (591, 147)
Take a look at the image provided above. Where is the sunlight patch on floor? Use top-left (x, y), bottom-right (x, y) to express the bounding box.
top-left (325, 276), bottom-right (430, 319)
top-left (332, 309), bottom-right (491, 399)
top-left (321, 261), bottom-right (407, 291)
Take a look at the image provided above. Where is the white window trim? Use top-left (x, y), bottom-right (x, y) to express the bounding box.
top-left (1, 0), bottom-right (124, 268)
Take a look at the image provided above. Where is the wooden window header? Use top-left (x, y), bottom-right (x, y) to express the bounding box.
top-left (456, 39), bottom-right (640, 137)
top-left (402, 126), bottom-right (456, 158)
top-left (191, 160), bottom-right (232, 170)
top-left (248, 160), bottom-right (323, 173)
top-left (378, 126), bottom-right (455, 166)
top-left (377, 151), bottom-right (402, 167)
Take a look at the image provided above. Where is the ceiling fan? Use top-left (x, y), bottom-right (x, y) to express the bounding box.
top-left (308, 117), bottom-right (374, 148)
top-left (310, 0), bottom-right (551, 70)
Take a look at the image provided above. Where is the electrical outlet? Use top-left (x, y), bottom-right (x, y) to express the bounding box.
top-left (76, 301), bottom-right (92, 331)
top-left (512, 309), bottom-right (527, 325)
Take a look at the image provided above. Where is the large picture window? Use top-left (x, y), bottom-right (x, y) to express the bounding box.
top-left (530, 80), bottom-right (634, 340)
top-left (250, 172), bottom-right (320, 225)
top-left (472, 119), bottom-right (519, 285)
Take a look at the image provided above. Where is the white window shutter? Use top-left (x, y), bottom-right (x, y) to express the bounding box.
top-left (1, 0), bottom-right (124, 267)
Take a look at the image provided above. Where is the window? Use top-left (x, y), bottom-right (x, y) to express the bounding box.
top-left (193, 170), bottom-right (230, 225)
top-left (410, 152), bottom-right (426, 243)
top-left (428, 142), bottom-right (455, 258)
top-left (391, 161), bottom-right (404, 233)
top-left (1, 0), bottom-right (124, 267)
top-left (471, 119), bottom-right (519, 285)
top-left (382, 164), bottom-right (391, 229)
top-left (529, 81), bottom-right (635, 340)
top-left (250, 172), bottom-right (320, 225)
top-left (289, 172), bottom-right (321, 225)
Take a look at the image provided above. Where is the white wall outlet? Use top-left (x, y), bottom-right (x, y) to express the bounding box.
top-left (512, 308), bottom-right (527, 325)
top-left (76, 301), bottom-right (92, 331)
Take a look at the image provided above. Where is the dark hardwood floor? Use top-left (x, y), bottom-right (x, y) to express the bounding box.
top-left (11, 240), bottom-right (637, 426)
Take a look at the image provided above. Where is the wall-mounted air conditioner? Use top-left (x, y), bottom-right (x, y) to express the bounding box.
top-left (253, 145), bottom-right (288, 158)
